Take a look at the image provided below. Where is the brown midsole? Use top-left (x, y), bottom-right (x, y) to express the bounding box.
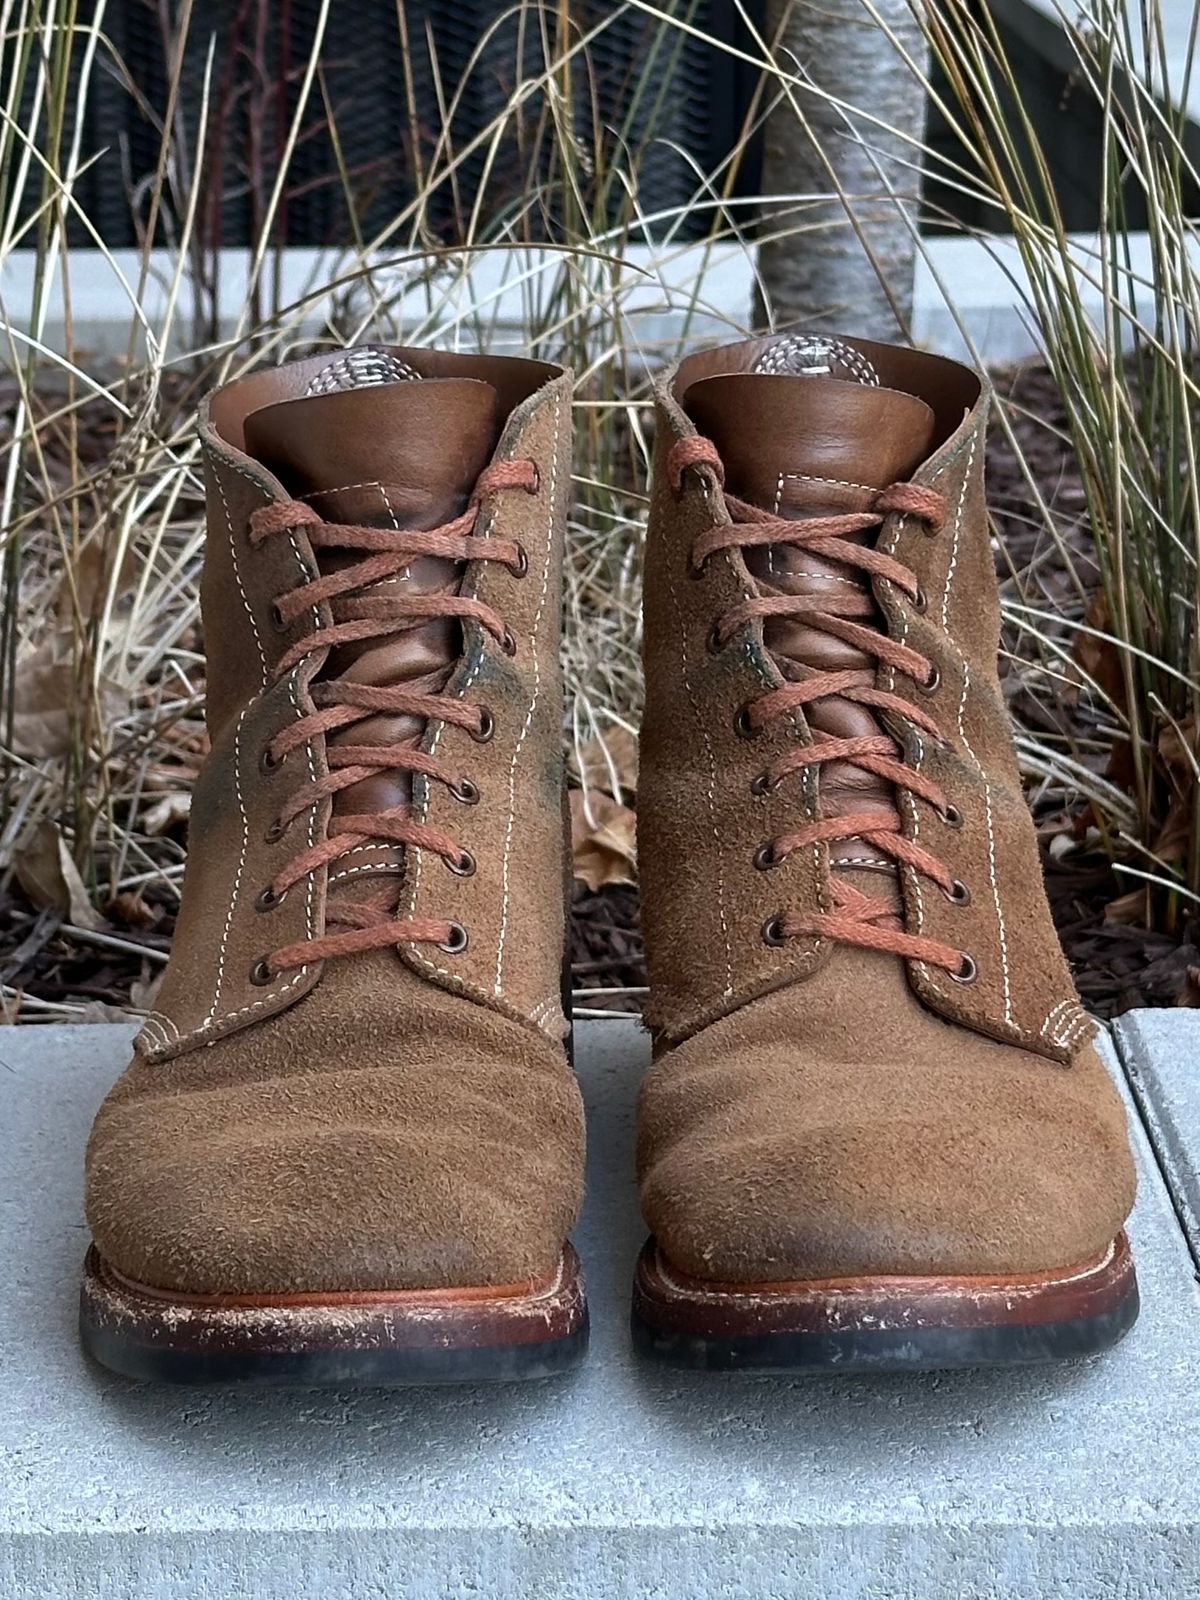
top-left (83, 1243), bottom-right (586, 1354)
top-left (634, 1231), bottom-right (1135, 1337)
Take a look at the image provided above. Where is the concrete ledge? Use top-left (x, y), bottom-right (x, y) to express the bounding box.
top-left (8, 235), bottom-right (1194, 368)
top-left (1114, 1009), bottom-right (1200, 1266)
top-left (1, 1019), bottom-right (1198, 1598)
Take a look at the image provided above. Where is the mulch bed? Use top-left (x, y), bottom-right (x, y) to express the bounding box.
top-left (2, 361), bottom-right (1194, 1020)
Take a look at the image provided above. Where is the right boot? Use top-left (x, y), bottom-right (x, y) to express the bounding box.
top-left (81, 346), bottom-right (587, 1384)
top-left (632, 333), bottom-right (1138, 1373)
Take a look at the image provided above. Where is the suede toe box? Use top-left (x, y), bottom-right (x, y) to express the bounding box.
top-left (86, 955), bottom-right (584, 1295)
top-left (637, 953), bottom-right (1136, 1283)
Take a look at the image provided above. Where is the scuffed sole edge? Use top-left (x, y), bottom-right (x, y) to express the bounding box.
top-left (631, 1232), bottom-right (1138, 1373)
top-left (81, 1243), bottom-right (588, 1386)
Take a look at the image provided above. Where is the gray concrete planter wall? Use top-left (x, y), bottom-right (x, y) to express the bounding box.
top-left (2, 1015), bottom-right (1199, 1598)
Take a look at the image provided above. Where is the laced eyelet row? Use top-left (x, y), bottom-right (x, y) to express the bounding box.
top-left (668, 431), bottom-right (975, 985)
top-left (239, 453), bottom-right (542, 983)
top-left (759, 911), bottom-right (978, 984)
top-left (251, 914), bottom-right (472, 985)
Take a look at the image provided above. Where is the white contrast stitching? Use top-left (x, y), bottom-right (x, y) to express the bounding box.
top-left (495, 401), bottom-right (560, 996)
top-left (957, 662), bottom-right (1015, 1026)
top-left (939, 433), bottom-right (976, 631)
top-left (152, 461), bottom-right (320, 1056)
top-left (204, 708), bottom-right (252, 1024)
top-left (327, 861), bottom-right (403, 886)
top-left (667, 463), bottom-right (734, 999)
top-left (288, 671), bottom-right (319, 961)
top-left (304, 479), bottom-right (385, 497)
top-left (212, 461), bottom-right (267, 684)
top-left (143, 1007), bottom-right (179, 1040)
top-left (780, 469), bottom-right (879, 497)
top-left (529, 993), bottom-right (562, 1024)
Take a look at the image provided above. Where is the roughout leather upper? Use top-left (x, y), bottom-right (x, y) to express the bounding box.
top-left (89, 952), bottom-right (584, 1294)
top-left (636, 332), bottom-right (1137, 1282)
top-left (85, 347), bottom-right (584, 1295)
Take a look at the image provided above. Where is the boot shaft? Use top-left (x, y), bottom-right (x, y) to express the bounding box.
top-left (143, 346), bottom-right (574, 1062)
top-left (638, 332), bottom-right (1088, 1060)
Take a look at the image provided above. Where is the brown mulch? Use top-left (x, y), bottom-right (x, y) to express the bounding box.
top-left (568, 881), bottom-right (644, 1011)
top-left (2, 360), bottom-right (1194, 1020)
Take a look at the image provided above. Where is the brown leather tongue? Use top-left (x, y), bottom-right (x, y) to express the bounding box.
top-left (684, 372), bottom-right (935, 901)
top-left (243, 376), bottom-right (502, 860)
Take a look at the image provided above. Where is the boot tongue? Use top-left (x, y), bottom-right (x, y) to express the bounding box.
top-left (684, 373), bottom-right (934, 513)
top-left (243, 369), bottom-right (502, 848)
top-left (244, 375), bottom-right (500, 529)
top-left (684, 368), bottom-right (935, 900)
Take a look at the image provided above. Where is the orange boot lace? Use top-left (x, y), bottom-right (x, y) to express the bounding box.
top-left (245, 458), bottom-right (537, 980)
top-left (669, 435), bottom-right (975, 984)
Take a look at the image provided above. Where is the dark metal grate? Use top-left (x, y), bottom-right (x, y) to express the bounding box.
top-left (18, 0), bottom-right (766, 250)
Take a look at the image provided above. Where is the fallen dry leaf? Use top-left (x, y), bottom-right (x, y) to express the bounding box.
top-left (13, 818), bottom-right (104, 930)
top-left (574, 725), bottom-right (638, 802)
top-left (1150, 793), bottom-right (1193, 867)
top-left (143, 791), bottom-right (191, 835)
top-left (1103, 884), bottom-right (1149, 926)
top-left (1158, 716), bottom-right (1198, 777)
top-left (107, 891), bottom-right (161, 930)
top-left (1072, 590), bottom-right (1127, 710)
top-left (11, 639), bottom-right (125, 761)
top-left (570, 787), bottom-right (637, 890)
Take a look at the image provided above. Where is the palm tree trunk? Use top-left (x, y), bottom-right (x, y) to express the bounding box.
top-left (754, 0), bottom-right (928, 339)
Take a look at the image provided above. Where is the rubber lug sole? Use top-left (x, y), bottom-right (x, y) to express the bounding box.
top-left (632, 1231), bottom-right (1138, 1372)
top-left (81, 1243), bottom-right (588, 1385)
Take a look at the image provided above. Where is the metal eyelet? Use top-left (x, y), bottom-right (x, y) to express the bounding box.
top-left (265, 817), bottom-right (288, 844)
top-left (919, 664), bottom-right (941, 696)
top-left (249, 958), bottom-right (274, 986)
top-left (734, 704), bottom-right (759, 739)
top-left (269, 600), bottom-right (288, 632)
top-left (259, 745), bottom-right (285, 774)
top-left (944, 878), bottom-right (971, 907)
top-left (754, 841), bottom-right (783, 871)
top-left (706, 621), bottom-right (725, 654)
top-left (939, 803), bottom-right (964, 830)
top-left (951, 953), bottom-right (978, 984)
top-left (509, 543), bottom-right (529, 578)
top-left (449, 777), bottom-right (480, 805)
top-left (750, 771), bottom-right (776, 797)
top-left (255, 885), bottom-right (287, 911)
top-left (912, 585), bottom-right (928, 615)
top-left (447, 849), bottom-right (476, 877)
top-left (438, 922), bottom-right (470, 954)
top-left (470, 708), bottom-right (496, 743)
top-left (761, 914), bottom-right (788, 947)
top-left (500, 627), bottom-right (518, 657)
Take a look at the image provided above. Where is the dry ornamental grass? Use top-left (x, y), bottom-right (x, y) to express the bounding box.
top-left (1, 0), bottom-right (1196, 1020)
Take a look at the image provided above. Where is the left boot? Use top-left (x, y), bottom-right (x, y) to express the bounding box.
top-left (632, 333), bottom-right (1138, 1372)
top-left (81, 346), bottom-right (586, 1385)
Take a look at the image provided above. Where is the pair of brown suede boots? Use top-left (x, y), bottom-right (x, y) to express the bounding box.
top-left (80, 334), bottom-right (1138, 1384)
